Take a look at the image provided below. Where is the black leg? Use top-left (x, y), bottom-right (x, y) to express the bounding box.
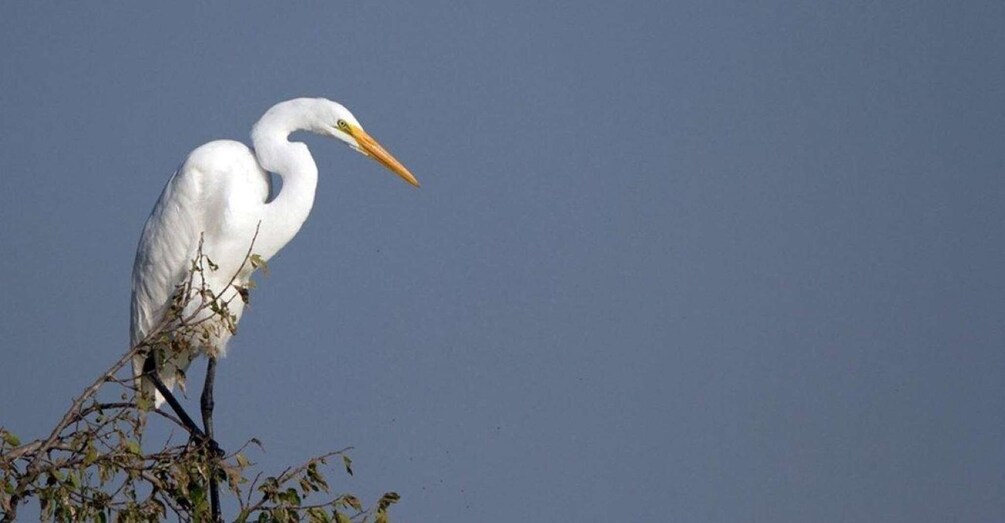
top-left (201, 356), bottom-right (222, 523)
top-left (143, 353), bottom-right (222, 521)
top-left (201, 357), bottom-right (217, 442)
top-left (142, 354), bottom-right (206, 440)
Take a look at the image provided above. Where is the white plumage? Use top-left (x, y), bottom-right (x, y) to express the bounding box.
top-left (130, 98), bottom-right (418, 406)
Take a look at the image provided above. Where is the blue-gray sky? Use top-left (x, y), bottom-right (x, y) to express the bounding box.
top-left (1, 2), bottom-right (1004, 521)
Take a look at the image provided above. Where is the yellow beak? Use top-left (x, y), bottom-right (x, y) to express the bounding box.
top-left (349, 125), bottom-right (420, 188)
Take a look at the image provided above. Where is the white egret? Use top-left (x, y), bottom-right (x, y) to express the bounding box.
top-left (129, 97), bottom-right (417, 428)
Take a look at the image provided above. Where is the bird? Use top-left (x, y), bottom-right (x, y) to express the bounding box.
top-left (129, 97), bottom-right (418, 422)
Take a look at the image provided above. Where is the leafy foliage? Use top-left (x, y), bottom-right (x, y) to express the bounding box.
top-left (0, 230), bottom-right (398, 522)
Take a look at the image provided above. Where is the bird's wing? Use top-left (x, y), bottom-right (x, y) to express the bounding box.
top-left (130, 140), bottom-right (264, 404)
top-left (130, 165), bottom-right (205, 347)
top-left (131, 140), bottom-right (263, 346)
top-left (129, 162), bottom-right (207, 401)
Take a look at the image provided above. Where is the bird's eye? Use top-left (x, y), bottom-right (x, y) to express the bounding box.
top-left (337, 119), bottom-right (349, 130)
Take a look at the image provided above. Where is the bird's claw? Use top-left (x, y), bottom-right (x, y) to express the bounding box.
top-left (206, 438), bottom-right (226, 459)
top-left (189, 432), bottom-right (225, 458)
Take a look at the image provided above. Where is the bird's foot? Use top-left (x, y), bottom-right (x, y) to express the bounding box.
top-left (189, 432), bottom-right (226, 459)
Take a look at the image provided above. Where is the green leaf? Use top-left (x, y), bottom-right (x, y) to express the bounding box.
top-left (334, 510), bottom-right (352, 523)
top-left (236, 452), bottom-right (251, 468)
top-left (191, 483), bottom-right (208, 517)
top-left (342, 455), bottom-right (353, 476)
top-left (99, 462), bottom-right (113, 483)
top-left (281, 487), bottom-right (301, 506)
top-left (377, 492), bottom-right (401, 511)
top-left (125, 440), bottom-right (142, 455)
top-left (306, 462), bottom-right (329, 492)
top-left (83, 443), bottom-right (99, 466)
top-left (135, 393), bottom-right (153, 412)
top-left (66, 471), bottom-right (81, 490)
top-left (250, 254), bottom-right (270, 276)
top-left (1, 430), bottom-right (20, 447)
top-left (307, 507), bottom-right (331, 523)
top-left (342, 494), bottom-right (362, 512)
top-left (259, 477), bottom-right (280, 499)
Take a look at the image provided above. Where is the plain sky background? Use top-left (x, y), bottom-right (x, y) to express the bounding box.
top-left (1, 2), bottom-right (1003, 521)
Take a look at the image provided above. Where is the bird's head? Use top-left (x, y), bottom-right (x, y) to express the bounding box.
top-left (321, 101), bottom-right (420, 188)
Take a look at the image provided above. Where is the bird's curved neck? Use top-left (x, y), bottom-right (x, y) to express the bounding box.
top-left (250, 99), bottom-right (326, 260)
